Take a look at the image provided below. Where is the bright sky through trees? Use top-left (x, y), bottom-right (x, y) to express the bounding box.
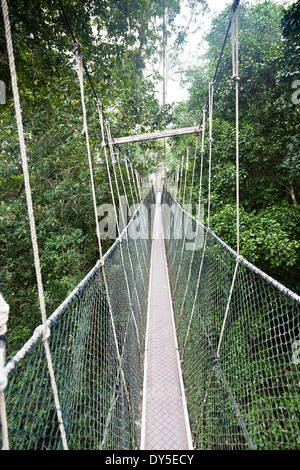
top-left (166, 0), bottom-right (295, 102)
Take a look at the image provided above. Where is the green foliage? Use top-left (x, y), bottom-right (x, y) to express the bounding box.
top-left (210, 202), bottom-right (300, 290)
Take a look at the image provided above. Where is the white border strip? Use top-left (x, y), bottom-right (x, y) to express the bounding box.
top-left (140, 198), bottom-right (156, 450)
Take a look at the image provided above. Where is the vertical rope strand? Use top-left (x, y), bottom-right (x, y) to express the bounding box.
top-left (178, 153), bottom-right (185, 204)
top-left (194, 0), bottom-right (241, 447)
top-left (73, 41), bottom-right (103, 260)
top-left (207, 80), bottom-right (214, 230)
top-left (0, 294), bottom-right (9, 450)
top-left (198, 106), bottom-right (207, 213)
top-left (189, 136), bottom-right (199, 212)
top-left (1, 0), bottom-right (68, 450)
top-left (231, 4), bottom-right (240, 256)
top-left (182, 147), bottom-right (189, 206)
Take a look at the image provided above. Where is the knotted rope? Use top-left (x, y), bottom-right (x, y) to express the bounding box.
top-left (1, 0), bottom-right (68, 450)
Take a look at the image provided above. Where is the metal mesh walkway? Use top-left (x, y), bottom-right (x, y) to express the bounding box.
top-left (140, 190), bottom-right (193, 450)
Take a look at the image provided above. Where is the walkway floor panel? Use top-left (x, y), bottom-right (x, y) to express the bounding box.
top-left (140, 191), bottom-right (193, 450)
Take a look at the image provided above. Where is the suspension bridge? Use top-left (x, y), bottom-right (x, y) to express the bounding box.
top-left (1, 0), bottom-right (300, 451)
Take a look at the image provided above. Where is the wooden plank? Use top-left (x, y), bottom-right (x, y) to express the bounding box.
top-left (112, 125), bottom-right (201, 145)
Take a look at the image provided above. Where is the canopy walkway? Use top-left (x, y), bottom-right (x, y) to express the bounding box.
top-left (1, 0), bottom-right (300, 451)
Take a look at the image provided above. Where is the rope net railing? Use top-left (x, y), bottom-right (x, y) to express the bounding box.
top-left (161, 186), bottom-right (300, 450)
top-left (0, 188), bottom-right (155, 450)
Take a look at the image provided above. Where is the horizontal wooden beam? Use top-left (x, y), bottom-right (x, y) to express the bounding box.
top-left (112, 126), bottom-right (201, 145)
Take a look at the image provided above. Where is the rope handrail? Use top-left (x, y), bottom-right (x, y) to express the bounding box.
top-left (4, 190), bottom-right (152, 377)
top-left (168, 191), bottom-right (300, 303)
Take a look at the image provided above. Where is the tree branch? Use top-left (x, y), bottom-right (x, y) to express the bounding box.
top-left (0, 181), bottom-right (24, 201)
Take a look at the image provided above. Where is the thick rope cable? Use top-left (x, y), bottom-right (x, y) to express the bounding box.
top-left (207, 79), bottom-right (214, 230)
top-left (174, 164), bottom-right (180, 200)
top-left (0, 389), bottom-right (8, 450)
top-left (172, 168), bottom-right (177, 200)
top-left (132, 163), bottom-right (141, 202)
top-left (231, 2), bottom-right (240, 256)
top-left (124, 155), bottom-right (136, 207)
top-left (199, 107), bottom-right (207, 211)
top-left (58, 0), bottom-right (100, 104)
top-left (73, 41), bottom-right (104, 260)
top-left (0, 294), bottom-right (9, 392)
top-left (182, 148), bottom-right (189, 206)
top-left (178, 153), bottom-right (185, 204)
top-left (1, 0), bottom-right (68, 450)
top-left (134, 168), bottom-right (143, 202)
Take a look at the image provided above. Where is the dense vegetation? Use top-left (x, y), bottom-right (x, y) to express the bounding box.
top-left (0, 0), bottom-right (299, 355)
